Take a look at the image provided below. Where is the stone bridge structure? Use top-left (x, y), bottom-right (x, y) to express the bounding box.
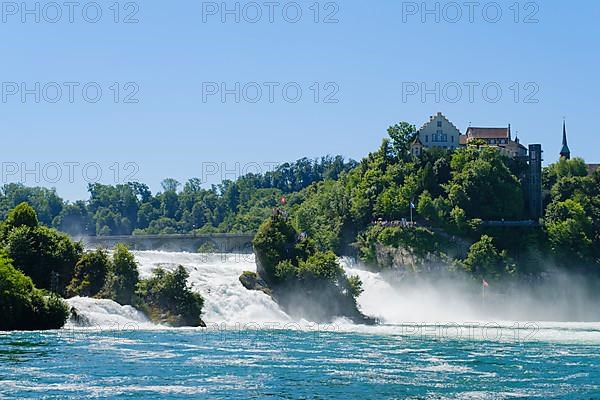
top-left (78, 233), bottom-right (255, 253)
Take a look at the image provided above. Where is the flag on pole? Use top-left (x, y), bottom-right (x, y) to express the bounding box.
top-left (482, 279), bottom-right (489, 288)
top-left (410, 201), bottom-right (416, 209)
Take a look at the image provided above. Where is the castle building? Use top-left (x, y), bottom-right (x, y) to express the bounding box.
top-left (410, 112), bottom-right (527, 158)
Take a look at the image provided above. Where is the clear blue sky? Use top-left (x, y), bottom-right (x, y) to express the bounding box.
top-left (0, 0), bottom-right (598, 200)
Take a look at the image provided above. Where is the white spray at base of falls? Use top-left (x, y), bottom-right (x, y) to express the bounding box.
top-left (339, 257), bottom-right (483, 324)
top-left (65, 297), bottom-right (155, 329)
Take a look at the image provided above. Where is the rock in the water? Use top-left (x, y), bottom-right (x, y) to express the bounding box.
top-left (239, 271), bottom-right (272, 295)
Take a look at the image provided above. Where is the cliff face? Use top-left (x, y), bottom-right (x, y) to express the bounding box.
top-left (270, 280), bottom-right (374, 325)
top-left (364, 226), bottom-right (471, 273)
top-left (372, 242), bottom-right (451, 273)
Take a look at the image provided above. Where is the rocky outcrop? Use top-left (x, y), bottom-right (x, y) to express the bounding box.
top-left (239, 271), bottom-right (271, 296)
top-left (247, 213), bottom-right (376, 325)
top-left (270, 281), bottom-right (376, 325)
top-left (240, 269), bottom-right (376, 325)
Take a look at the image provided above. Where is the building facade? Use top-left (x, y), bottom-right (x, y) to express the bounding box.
top-left (412, 112), bottom-right (462, 151)
top-left (461, 126), bottom-right (528, 158)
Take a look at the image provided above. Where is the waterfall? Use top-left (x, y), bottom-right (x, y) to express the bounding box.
top-left (132, 251), bottom-right (292, 324)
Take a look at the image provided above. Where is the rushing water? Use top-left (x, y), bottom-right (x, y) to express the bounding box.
top-left (1, 251), bottom-right (599, 399)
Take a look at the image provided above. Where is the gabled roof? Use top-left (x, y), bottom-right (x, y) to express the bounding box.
top-left (466, 127), bottom-right (510, 139)
top-left (417, 112), bottom-right (462, 134)
top-left (412, 136), bottom-right (423, 146)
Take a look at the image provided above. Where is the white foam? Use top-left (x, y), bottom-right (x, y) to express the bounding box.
top-left (64, 251), bottom-right (600, 344)
top-left (65, 297), bottom-right (155, 330)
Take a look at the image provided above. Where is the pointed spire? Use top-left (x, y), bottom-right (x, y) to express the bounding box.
top-left (560, 118), bottom-right (571, 160)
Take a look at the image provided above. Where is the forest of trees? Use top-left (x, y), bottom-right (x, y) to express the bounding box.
top-left (0, 156), bottom-right (356, 237)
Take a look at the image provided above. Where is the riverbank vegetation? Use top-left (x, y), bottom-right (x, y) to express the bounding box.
top-left (0, 203), bottom-right (205, 331)
top-left (0, 253), bottom-right (69, 331)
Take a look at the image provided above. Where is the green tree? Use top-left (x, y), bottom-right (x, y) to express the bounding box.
top-left (545, 199), bottom-right (593, 263)
top-left (446, 148), bottom-right (524, 220)
top-left (136, 266), bottom-right (204, 327)
top-left (387, 122), bottom-right (417, 160)
top-left (6, 202), bottom-right (39, 229)
top-left (295, 180), bottom-right (351, 252)
top-left (0, 252), bottom-right (68, 331)
top-left (463, 235), bottom-right (512, 279)
top-left (297, 251), bottom-right (344, 283)
top-left (67, 249), bottom-right (111, 297)
top-left (253, 213), bottom-right (299, 282)
top-left (3, 221), bottom-right (82, 295)
top-left (543, 157), bottom-right (588, 189)
top-left (102, 244), bottom-right (140, 305)
top-left (161, 178), bottom-right (181, 193)
top-left (53, 201), bottom-right (93, 236)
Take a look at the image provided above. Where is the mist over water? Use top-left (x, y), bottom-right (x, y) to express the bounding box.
top-left (341, 257), bottom-right (600, 324)
top-left (68, 250), bottom-right (600, 338)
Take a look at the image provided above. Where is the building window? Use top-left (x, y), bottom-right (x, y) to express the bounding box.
top-left (432, 131), bottom-right (448, 142)
top-left (437, 121), bottom-right (442, 127)
top-left (451, 136), bottom-right (454, 142)
top-left (425, 135), bottom-right (428, 143)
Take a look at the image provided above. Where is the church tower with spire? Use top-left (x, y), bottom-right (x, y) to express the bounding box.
top-left (560, 120), bottom-right (571, 160)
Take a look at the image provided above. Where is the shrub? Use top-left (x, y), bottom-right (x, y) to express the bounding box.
top-left (463, 235), bottom-right (513, 279)
top-left (297, 251), bottom-right (344, 283)
top-left (67, 249), bottom-right (111, 297)
top-left (101, 244), bottom-right (140, 305)
top-left (253, 213), bottom-right (299, 282)
top-left (274, 260), bottom-right (296, 281)
top-left (136, 266), bottom-right (204, 327)
top-left (346, 275), bottom-right (364, 298)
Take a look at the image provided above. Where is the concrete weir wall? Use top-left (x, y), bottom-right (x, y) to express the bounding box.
top-left (78, 233), bottom-right (255, 253)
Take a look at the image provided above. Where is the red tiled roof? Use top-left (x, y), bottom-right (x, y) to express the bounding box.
top-left (459, 135), bottom-right (467, 145)
top-left (466, 127), bottom-right (509, 139)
